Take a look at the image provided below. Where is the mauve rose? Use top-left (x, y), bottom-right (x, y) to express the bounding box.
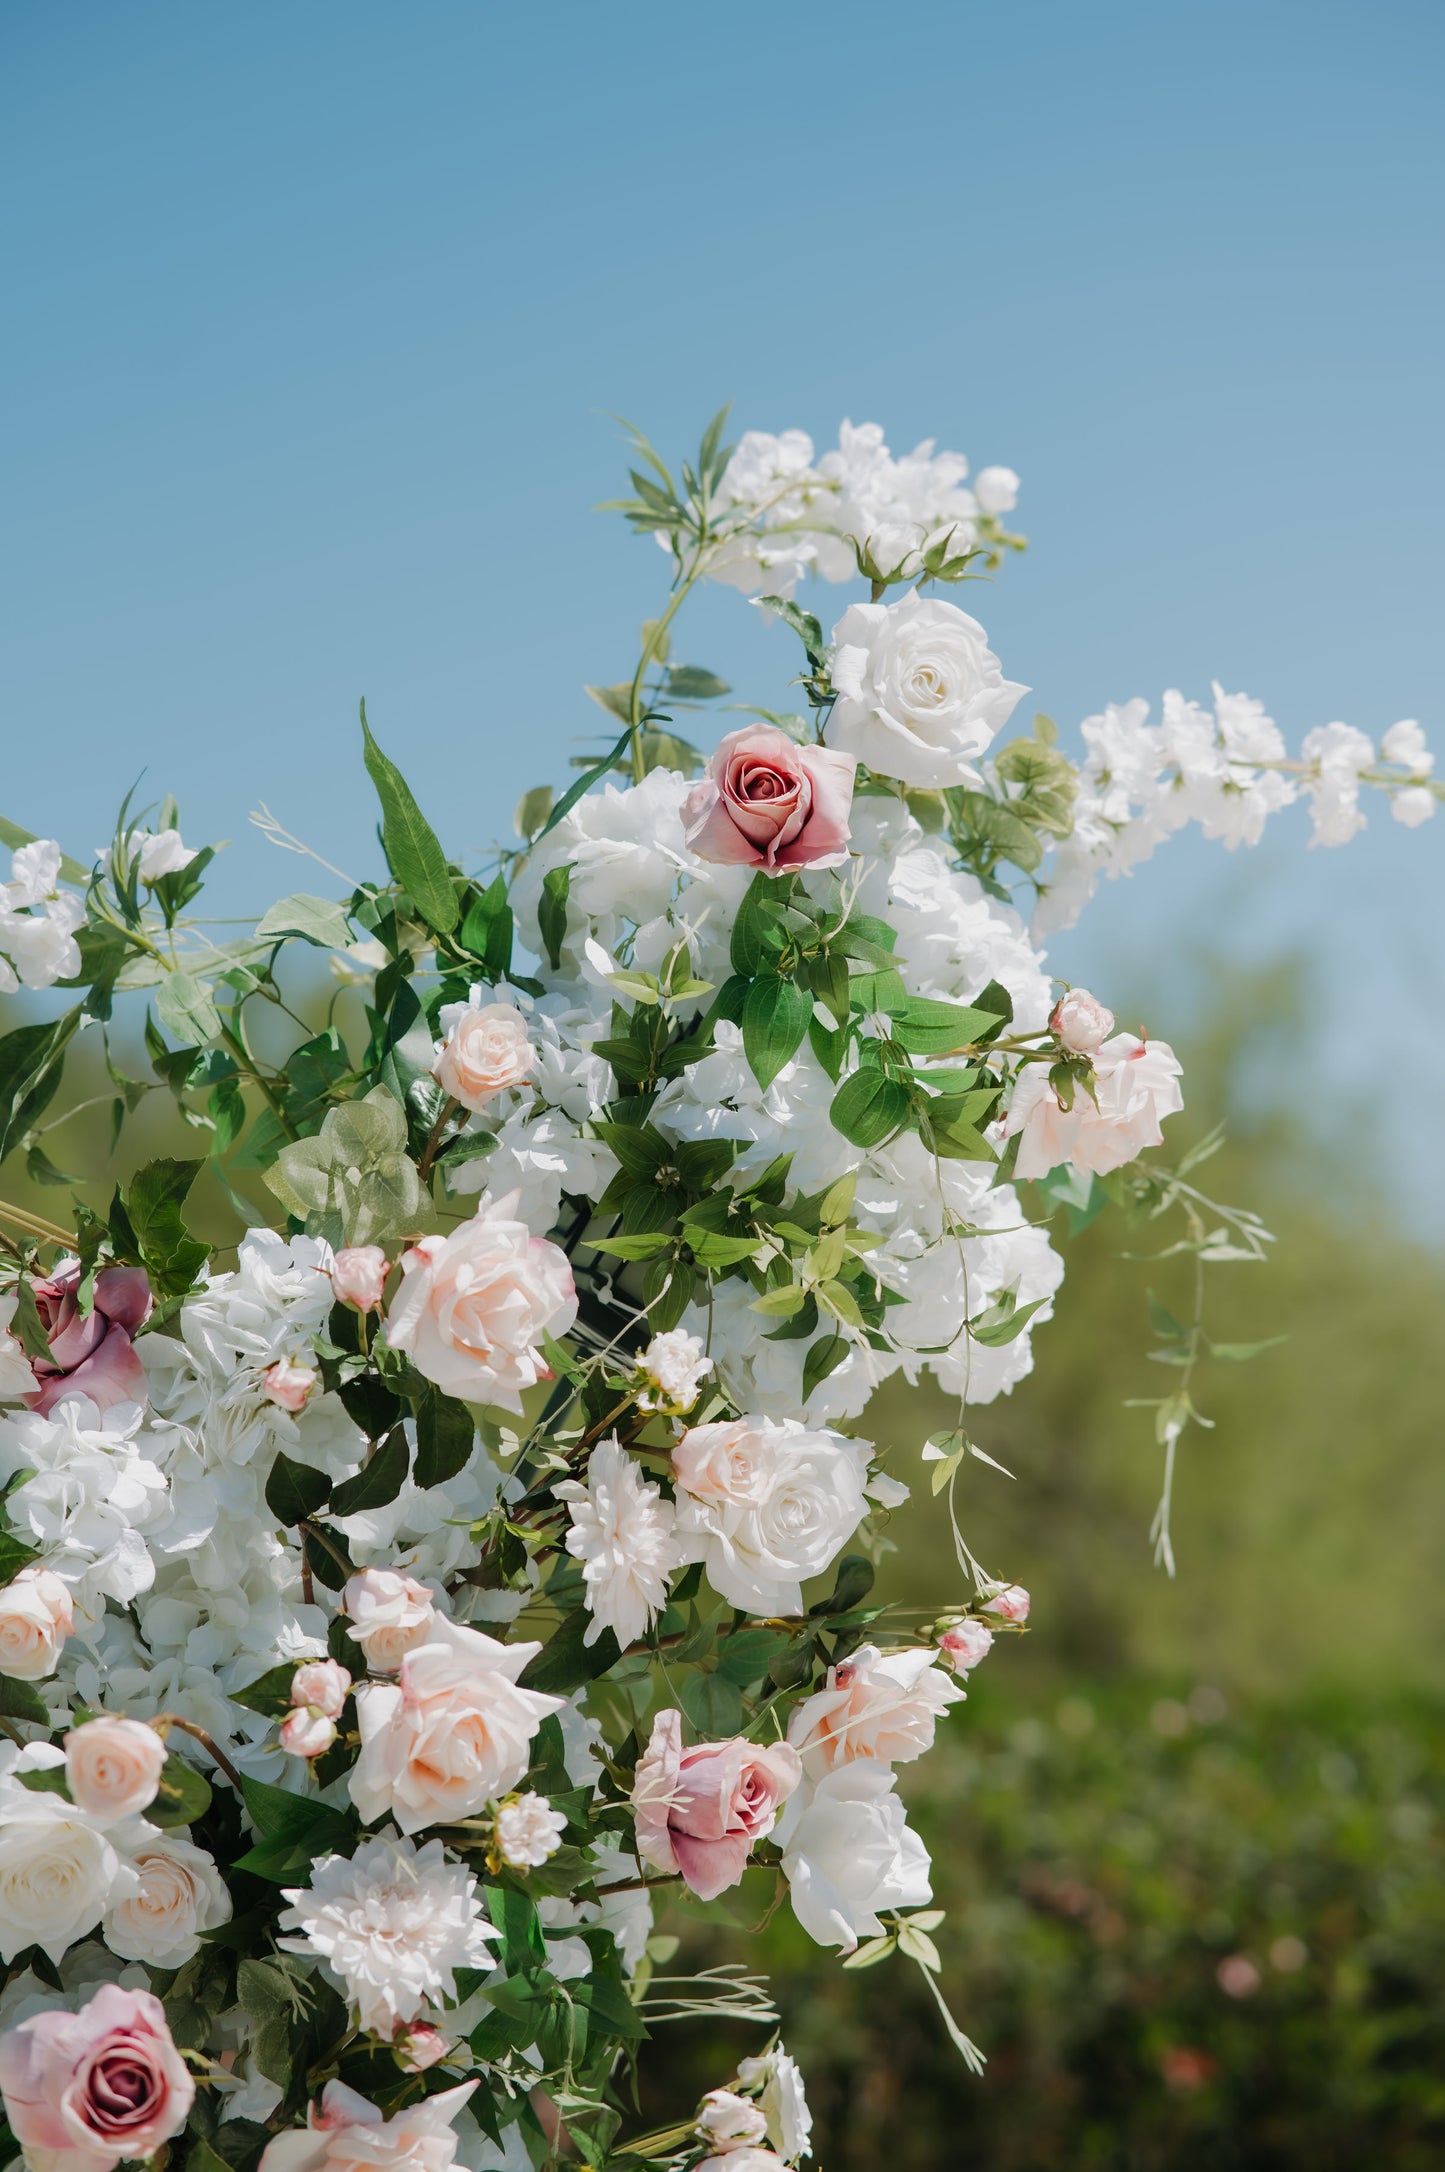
top-left (632, 1708), bottom-right (802, 1902)
top-left (25, 1263), bottom-right (152, 1418)
top-left (681, 724), bottom-right (856, 872)
top-left (0, 1984), bottom-right (194, 2172)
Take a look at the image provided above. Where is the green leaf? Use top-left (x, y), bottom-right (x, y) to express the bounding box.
top-left (149, 1754), bottom-right (214, 1827)
top-left (681, 1669), bottom-right (744, 1736)
top-left (742, 975), bottom-right (812, 1090)
top-left (1208, 1336), bottom-right (1288, 1362)
top-left (0, 1530), bottom-right (41, 1581)
top-left (155, 971), bottom-right (223, 1048)
top-left (518, 1608), bottom-right (621, 1694)
top-left (534, 724), bottom-right (634, 844)
top-left (415, 1387), bottom-right (476, 1488)
top-left (255, 893), bottom-right (353, 950)
top-left (514, 786), bottom-right (555, 841)
top-left (265, 1087), bottom-right (422, 1246)
top-left (665, 665), bottom-right (731, 701)
top-left (18, 1764), bottom-right (70, 1797)
top-left (0, 1011), bottom-right (81, 1162)
top-left (968, 1294), bottom-right (1049, 1347)
top-left (810, 1553), bottom-right (875, 1616)
top-left (120, 1157), bottom-right (209, 1297)
top-left (230, 1663), bottom-right (301, 1719)
top-left (890, 998), bottom-right (1006, 1057)
top-left (264, 1452), bottom-right (331, 1527)
top-left (759, 595), bottom-right (826, 668)
top-left (802, 1332), bottom-right (851, 1401)
top-left (235, 1777), bottom-right (353, 1880)
top-left (830, 1068), bottom-right (908, 1148)
top-left (360, 701), bottom-right (459, 934)
top-left (0, 1671), bottom-right (50, 1725)
top-left (538, 864), bottom-right (572, 972)
top-left (329, 1425), bottom-right (410, 1516)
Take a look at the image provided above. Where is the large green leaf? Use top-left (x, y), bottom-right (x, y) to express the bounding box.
top-left (415, 1387), bottom-right (476, 1488)
top-left (829, 1068), bottom-right (909, 1148)
top-left (329, 1425), bottom-right (410, 1516)
top-left (255, 893), bottom-right (354, 950)
top-left (360, 703), bottom-right (459, 934)
top-left (742, 974), bottom-right (812, 1090)
top-left (0, 1010), bottom-right (81, 1162)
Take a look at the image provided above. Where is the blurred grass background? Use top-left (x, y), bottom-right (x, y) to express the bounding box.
top-left (3, 954), bottom-right (1443, 2165)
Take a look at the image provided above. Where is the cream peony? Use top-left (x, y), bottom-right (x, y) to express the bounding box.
top-left (0, 1562), bottom-right (74, 1679)
top-left (104, 1826), bottom-right (232, 1965)
top-left (64, 1717), bottom-right (167, 1824)
top-left (385, 1191), bottom-right (577, 1412)
top-left (671, 1417), bottom-right (873, 1614)
top-left (556, 1436), bottom-right (681, 1648)
top-left (343, 1567), bottom-right (436, 1672)
top-left (785, 1644), bottom-right (965, 1780)
top-left (433, 1002), bottom-right (537, 1112)
top-left (827, 594), bottom-right (1026, 789)
top-left (349, 1617), bottom-right (565, 1833)
top-left (494, 1791), bottom-right (567, 1870)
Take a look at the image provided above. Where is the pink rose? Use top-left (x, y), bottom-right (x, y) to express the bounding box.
top-left (291, 1659), bottom-right (351, 1719)
top-left (330, 1247), bottom-right (389, 1313)
top-left (681, 724), bottom-right (856, 872)
top-left (343, 1568), bottom-right (435, 1672)
top-left (349, 1616), bottom-right (565, 1833)
top-left (386, 1191), bottom-right (577, 1412)
top-left (786, 1644), bottom-right (964, 1779)
top-left (632, 1709), bottom-right (802, 1902)
top-left (433, 1003), bottom-right (536, 1112)
top-left (394, 2023), bottom-right (451, 2073)
top-left (1049, 987), bottom-right (1115, 1055)
top-left (938, 1619), bottom-right (993, 1674)
top-left (0, 1985), bottom-right (194, 2172)
top-left (280, 1708), bottom-right (336, 1759)
top-left (258, 2078), bottom-right (476, 2172)
top-left (25, 1263), bottom-right (152, 1418)
top-left (983, 1583), bottom-right (1030, 1623)
top-left (0, 1564), bottom-right (74, 1680)
top-left (64, 1717), bottom-right (166, 1823)
top-left (262, 1355), bottom-right (318, 1412)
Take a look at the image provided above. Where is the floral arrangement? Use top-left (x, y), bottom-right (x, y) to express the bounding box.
top-left (0, 410), bottom-right (1434, 2172)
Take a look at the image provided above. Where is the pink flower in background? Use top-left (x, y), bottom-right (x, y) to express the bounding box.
top-left (681, 723), bottom-right (856, 872)
top-left (330, 1246), bottom-right (389, 1312)
top-left (633, 1708), bottom-right (802, 1902)
top-left (0, 1985), bottom-right (194, 2172)
top-left (25, 1263), bottom-right (152, 1417)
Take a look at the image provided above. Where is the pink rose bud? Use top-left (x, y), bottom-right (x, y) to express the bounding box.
top-left (0, 1985), bottom-right (195, 2172)
top-left (280, 1706), bottom-right (337, 1759)
top-left (680, 723), bottom-right (857, 872)
top-left (1049, 987), bottom-right (1115, 1055)
top-left (291, 1659), bottom-right (351, 1719)
top-left (262, 1355), bottom-right (318, 1412)
top-left (64, 1715), bottom-right (167, 1822)
top-left (330, 1246), bottom-right (389, 1312)
top-left (0, 1563), bottom-right (74, 1680)
top-left (394, 2023), bottom-right (451, 2072)
top-left (343, 1567), bottom-right (436, 1672)
top-left (939, 1620), bottom-right (994, 1674)
top-left (433, 1002), bottom-right (536, 1112)
top-left (983, 1583), bottom-right (1030, 1623)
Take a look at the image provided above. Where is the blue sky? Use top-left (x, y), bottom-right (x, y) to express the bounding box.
top-left (2, 2), bottom-right (1442, 1207)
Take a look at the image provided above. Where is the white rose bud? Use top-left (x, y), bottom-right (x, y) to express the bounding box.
top-left (331, 1246), bottom-right (389, 1312)
top-left (494, 1791), bottom-right (567, 1870)
top-left (262, 1355), bottom-right (318, 1412)
top-left (1049, 988), bottom-right (1115, 1055)
top-left (64, 1717), bottom-right (167, 1823)
top-left (635, 1328), bottom-right (712, 1416)
top-left (0, 1565), bottom-right (74, 1680)
top-left (696, 2089), bottom-right (769, 2150)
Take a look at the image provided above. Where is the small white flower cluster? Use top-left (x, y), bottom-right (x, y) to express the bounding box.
top-left (1036, 688), bottom-right (1437, 934)
top-left (0, 841), bottom-right (84, 995)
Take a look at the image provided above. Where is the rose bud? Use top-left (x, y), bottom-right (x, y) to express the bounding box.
top-left (262, 1355), bottom-right (318, 1412)
top-left (291, 1659), bottom-right (351, 1719)
top-left (983, 1582), bottom-right (1031, 1623)
top-left (938, 1620), bottom-right (994, 1675)
top-left (697, 2088), bottom-right (769, 2149)
top-left (330, 1246), bottom-right (389, 1312)
top-left (64, 1716), bottom-right (167, 1822)
top-left (433, 1002), bottom-right (536, 1112)
top-left (394, 2023), bottom-right (451, 2072)
top-left (279, 1706), bottom-right (337, 1759)
top-left (680, 723), bottom-right (856, 873)
top-left (1049, 988), bottom-right (1115, 1055)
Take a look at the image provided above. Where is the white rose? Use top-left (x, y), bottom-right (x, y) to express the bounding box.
top-left (1049, 987), bottom-right (1115, 1055)
top-left (786, 1644), bottom-right (965, 1780)
top-left (776, 1761), bottom-right (932, 1952)
top-left (973, 464), bottom-right (1020, 515)
top-left (697, 2089), bottom-right (769, 2149)
top-left (104, 1825), bottom-right (233, 1965)
top-left (671, 1417), bottom-right (873, 1614)
top-left (385, 1191), bottom-right (577, 1412)
top-left (0, 1563), bottom-right (73, 1679)
top-left (0, 1783), bottom-right (136, 1962)
top-left (343, 1568), bottom-right (436, 1672)
top-left (736, 2047), bottom-right (813, 2163)
top-left (826, 594), bottom-right (1026, 789)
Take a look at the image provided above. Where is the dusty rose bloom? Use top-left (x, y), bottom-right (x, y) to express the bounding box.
top-left (632, 1708), bottom-right (802, 1901)
top-left (0, 1984), bottom-right (194, 2172)
top-left (681, 723), bottom-right (856, 872)
top-left (25, 1262), bottom-right (152, 1417)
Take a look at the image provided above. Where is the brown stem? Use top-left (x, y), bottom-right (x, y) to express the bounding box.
top-left (153, 1714), bottom-right (245, 1792)
top-left (417, 1095), bottom-right (460, 1184)
top-left (299, 1519), bottom-right (354, 1579)
top-left (593, 1871), bottom-right (683, 1897)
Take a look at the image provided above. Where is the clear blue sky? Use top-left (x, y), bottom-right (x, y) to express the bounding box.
top-left (2, 2), bottom-right (1442, 1206)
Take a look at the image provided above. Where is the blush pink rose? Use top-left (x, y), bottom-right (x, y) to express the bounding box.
top-left (983, 1583), bottom-right (1031, 1623)
top-left (25, 1263), bottom-right (152, 1417)
top-left (632, 1708), bottom-right (802, 1902)
top-left (0, 1564), bottom-right (74, 1680)
top-left (433, 1003), bottom-right (536, 1112)
top-left (0, 1984), bottom-right (194, 2172)
top-left (785, 1644), bottom-right (965, 1780)
top-left (386, 1191), bottom-right (577, 1413)
top-left (280, 1707), bottom-right (336, 1759)
top-left (64, 1717), bottom-right (166, 1823)
top-left (342, 1567), bottom-right (436, 1672)
top-left (258, 2078), bottom-right (476, 2172)
top-left (262, 1355), bottom-right (318, 1412)
top-left (330, 1246), bottom-right (389, 1313)
top-left (938, 1619), bottom-right (994, 1674)
top-left (681, 724), bottom-right (856, 872)
top-left (291, 1659), bottom-right (351, 1719)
